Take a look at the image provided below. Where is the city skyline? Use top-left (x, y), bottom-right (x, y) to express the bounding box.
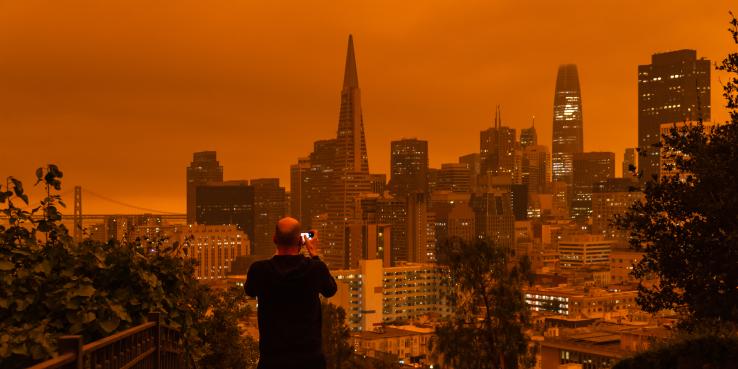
top-left (0, 1), bottom-right (734, 213)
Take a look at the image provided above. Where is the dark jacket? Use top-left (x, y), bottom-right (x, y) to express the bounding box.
top-left (244, 255), bottom-right (337, 369)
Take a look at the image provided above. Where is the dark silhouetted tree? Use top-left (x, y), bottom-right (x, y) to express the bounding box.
top-left (432, 237), bottom-right (535, 369)
top-left (615, 13), bottom-right (738, 328)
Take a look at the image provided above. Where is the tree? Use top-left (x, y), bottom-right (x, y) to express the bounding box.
top-left (322, 302), bottom-right (355, 369)
top-left (432, 237), bottom-right (535, 369)
top-left (615, 13), bottom-right (738, 327)
top-left (198, 287), bottom-right (259, 369)
top-left (0, 166), bottom-right (257, 368)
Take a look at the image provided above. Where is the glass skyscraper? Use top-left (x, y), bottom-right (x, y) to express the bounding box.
top-left (552, 64), bottom-right (584, 185)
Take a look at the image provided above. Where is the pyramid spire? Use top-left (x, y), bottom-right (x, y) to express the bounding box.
top-left (343, 35), bottom-right (359, 90)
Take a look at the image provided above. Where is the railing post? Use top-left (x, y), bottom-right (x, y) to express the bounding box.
top-left (58, 335), bottom-right (83, 369)
top-left (148, 313), bottom-right (161, 369)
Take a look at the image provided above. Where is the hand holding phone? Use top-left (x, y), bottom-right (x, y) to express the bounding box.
top-left (301, 230), bottom-right (319, 257)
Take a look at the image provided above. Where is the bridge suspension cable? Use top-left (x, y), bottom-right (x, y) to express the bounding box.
top-left (81, 189), bottom-right (180, 215)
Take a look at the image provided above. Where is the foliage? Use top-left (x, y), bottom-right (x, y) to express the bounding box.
top-left (0, 166), bottom-right (256, 368)
top-left (432, 237), bottom-right (535, 369)
top-left (322, 302), bottom-right (355, 369)
top-left (198, 287), bottom-right (259, 369)
top-left (613, 332), bottom-right (738, 369)
top-left (615, 13), bottom-right (738, 327)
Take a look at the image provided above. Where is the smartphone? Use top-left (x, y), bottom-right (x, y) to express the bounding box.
top-left (300, 231), bottom-right (315, 240)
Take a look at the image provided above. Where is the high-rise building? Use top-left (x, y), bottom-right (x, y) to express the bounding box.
top-left (638, 50), bottom-right (710, 181)
top-left (437, 163), bottom-right (471, 193)
top-left (377, 194), bottom-right (408, 266)
top-left (571, 152), bottom-right (615, 222)
top-left (592, 178), bottom-right (643, 240)
top-left (251, 178), bottom-right (287, 256)
top-left (522, 145), bottom-right (550, 196)
top-left (447, 202), bottom-right (476, 243)
top-left (470, 190), bottom-right (515, 249)
top-left (552, 64), bottom-right (584, 185)
top-left (328, 259), bottom-right (450, 332)
top-left (458, 153), bottom-right (481, 191)
top-left (430, 191), bottom-right (472, 244)
top-left (426, 168), bottom-right (440, 194)
top-left (520, 118), bottom-right (537, 148)
top-left (335, 35), bottom-right (369, 174)
top-left (370, 173), bottom-right (387, 194)
top-left (659, 120), bottom-right (717, 180)
top-left (622, 148), bottom-right (637, 179)
top-left (183, 224), bottom-right (249, 280)
top-left (186, 151), bottom-right (224, 224)
top-left (195, 181), bottom-right (254, 244)
top-left (323, 35), bottom-right (374, 268)
top-left (290, 158), bottom-right (311, 224)
top-left (558, 235), bottom-right (614, 270)
top-left (480, 106), bottom-right (517, 177)
top-left (389, 138), bottom-right (429, 197)
top-left (406, 193), bottom-right (435, 263)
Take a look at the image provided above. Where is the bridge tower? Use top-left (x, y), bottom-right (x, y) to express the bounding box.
top-left (73, 186), bottom-right (82, 242)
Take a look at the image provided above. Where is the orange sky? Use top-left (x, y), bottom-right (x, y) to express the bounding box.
top-left (0, 0), bottom-right (734, 214)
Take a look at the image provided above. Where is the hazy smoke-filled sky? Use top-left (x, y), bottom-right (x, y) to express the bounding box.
top-left (0, 0), bottom-right (734, 213)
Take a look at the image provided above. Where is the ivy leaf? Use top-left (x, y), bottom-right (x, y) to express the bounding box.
top-left (99, 317), bottom-right (120, 333)
top-left (73, 285), bottom-right (96, 297)
top-left (0, 261), bottom-right (14, 271)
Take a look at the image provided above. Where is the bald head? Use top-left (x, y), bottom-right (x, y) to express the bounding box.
top-left (274, 217), bottom-right (302, 248)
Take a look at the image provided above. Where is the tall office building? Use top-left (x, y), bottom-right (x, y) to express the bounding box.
top-left (389, 138), bottom-right (429, 197)
top-left (406, 193), bottom-right (435, 263)
top-left (251, 178), bottom-right (287, 256)
top-left (592, 178), bottom-right (642, 240)
top-left (195, 181), bottom-right (254, 243)
top-left (638, 50), bottom-right (710, 181)
top-left (622, 148), bottom-right (637, 179)
top-left (335, 35), bottom-right (369, 173)
top-left (552, 64), bottom-right (584, 184)
top-left (377, 194), bottom-right (408, 266)
top-left (183, 224), bottom-right (249, 280)
top-left (470, 190), bottom-right (515, 249)
top-left (480, 106), bottom-right (517, 176)
top-left (186, 151), bottom-right (223, 224)
top-left (290, 158), bottom-right (311, 224)
top-left (571, 152), bottom-right (615, 222)
top-left (370, 174), bottom-right (387, 194)
top-left (520, 118), bottom-right (538, 148)
top-left (458, 153), bottom-right (481, 191)
top-left (437, 163), bottom-right (471, 193)
top-left (522, 145), bottom-right (550, 196)
top-left (323, 35), bottom-right (373, 268)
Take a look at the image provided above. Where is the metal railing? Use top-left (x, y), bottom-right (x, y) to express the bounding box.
top-left (26, 313), bottom-right (185, 369)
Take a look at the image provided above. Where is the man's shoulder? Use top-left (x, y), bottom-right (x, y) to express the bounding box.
top-left (248, 259), bottom-right (272, 272)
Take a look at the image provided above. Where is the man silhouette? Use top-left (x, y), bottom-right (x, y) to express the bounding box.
top-left (244, 217), bottom-right (337, 369)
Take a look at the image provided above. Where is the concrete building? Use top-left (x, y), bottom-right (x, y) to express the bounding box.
top-left (559, 235), bottom-right (614, 270)
top-left (524, 285), bottom-right (638, 318)
top-left (480, 106), bottom-right (517, 177)
top-left (470, 190), bottom-right (515, 249)
top-left (329, 259), bottom-right (450, 332)
top-left (591, 178), bottom-right (642, 240)
top-left (610, 248), bottom-right (644, 285)
top-left (572, 152), bottom-right (615, 222)
top-left (183, 224), bottom-right (250, 280)
top-left (351, 325), bottom-right (436, 367)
